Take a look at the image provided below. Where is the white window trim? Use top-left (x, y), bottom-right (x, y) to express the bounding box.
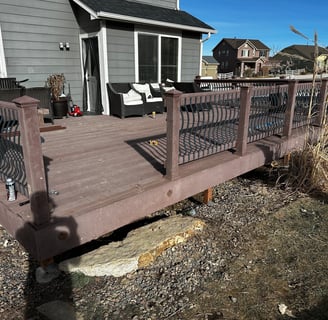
top-left (79, 28), bottom-right (109, 115)
top-left (241, 49), bottom-right (250, 57)
top-left (0, 25), bottom-right (7, 78)
top-left (135, 30), bottom-right (181, 83)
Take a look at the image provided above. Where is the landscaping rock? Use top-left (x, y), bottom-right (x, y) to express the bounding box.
top-left (59, 215), bottom-right (205, 277)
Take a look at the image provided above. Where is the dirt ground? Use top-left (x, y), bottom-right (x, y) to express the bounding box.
top-left (1, 168), bottom-right (327, 320)
top-left (179, 196), bottom-right (328, 320)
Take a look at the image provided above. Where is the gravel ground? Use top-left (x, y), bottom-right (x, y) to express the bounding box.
top-left (0, 168), bottom-right (327, 320)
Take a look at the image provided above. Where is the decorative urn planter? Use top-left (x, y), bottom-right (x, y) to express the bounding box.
top-left (52, 97), bottom-right (68, 118)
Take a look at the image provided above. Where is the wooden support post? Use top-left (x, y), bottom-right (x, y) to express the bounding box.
top-left (313, 79), bottom-right (328, 127)
top-left (283, 80), bottom-right (298, 137)
top-left (13, 96), bottom-right (50, 226)
top-left (283, 153), bottom-right (291, 166)
top-left (203, 188), bottom-right (213, 204)
top-left (236, 86), bottom-right (252, 156)
top-left (165, 89), bottom-right (183, 180)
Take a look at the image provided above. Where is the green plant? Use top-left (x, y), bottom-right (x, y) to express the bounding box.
top-left (47, 73), bottom-right (65, 101)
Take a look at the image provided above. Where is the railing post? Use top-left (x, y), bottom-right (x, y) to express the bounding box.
top-left (283, 80), bottom-right (298, 137)
top-left (165, 90), bottom-right (182, 180)
top-left (313, 79), bottom-right (328, 127)
top-left (14, 96), bottom-right (50, 226)
top-left (235, 86), bottom-right (252, 156)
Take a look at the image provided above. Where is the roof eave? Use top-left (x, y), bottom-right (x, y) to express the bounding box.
top-left (97, 11), bottom-right (217, 34)
top-left (72, 0), bottom-right (98, 19)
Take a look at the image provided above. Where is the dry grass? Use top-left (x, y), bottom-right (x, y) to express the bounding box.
top-left (286, 124), bottom-right (328, 194)
top-left (180, 197), bottom-right (328, 320)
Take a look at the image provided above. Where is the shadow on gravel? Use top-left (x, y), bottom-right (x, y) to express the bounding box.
top-left (288, 297), bottom-right (328, 320)
top-left (15, 191), bottom-right (80, 320)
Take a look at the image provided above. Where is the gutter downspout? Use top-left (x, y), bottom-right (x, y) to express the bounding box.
top-left (199, 32), bottom-right (211, 76)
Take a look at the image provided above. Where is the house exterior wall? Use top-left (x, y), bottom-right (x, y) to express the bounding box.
top-left (201, 62), bottom-right (218, 78)
top-left (105, 25), bottom-right (201, 83)
top-left (213, 42), bottom-right (237, 74)
top-left (181, 31), bottom-right (201, 81)
top-left (0, 0), bottom-right (206, 113)
top-left (106, 22), bottom-right (135, 82)
top-left (0, 0), bottom-right (83, 105)
top-left (135, 0), bottom-right (178, 9)
top-left (214, 39), bottom-right (269, 76)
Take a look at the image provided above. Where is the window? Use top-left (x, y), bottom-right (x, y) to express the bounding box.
top-left (138, 33), bottom-right (179, 83)
top-left (259, 50), bottom-right (267, 57)
top-left (241, 49), bottom-right (250, 57)
top-left (138, 34), bottom-right (158, 82)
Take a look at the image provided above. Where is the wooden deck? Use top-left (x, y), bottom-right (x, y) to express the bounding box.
top-left (0, 113), bottom-right (312, 260)
top-left (0, 79), bottom-right (326, 261)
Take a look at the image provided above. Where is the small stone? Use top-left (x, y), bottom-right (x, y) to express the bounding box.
top-left (35, 263), bottom-right (60, 284)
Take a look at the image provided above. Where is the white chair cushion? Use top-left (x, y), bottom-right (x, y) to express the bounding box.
top-left (147, 97), bottom-right (163, 103)
top-left (123, 89), bottom-right (143, 104)
top-left (150, 83), bottom-right (160, 90)
top-left (124, 100), bottom-right (143, 106)
top-left (132, 83), bottom-right (153, 101)
top-left (162, 86), bottom-right (175, 92)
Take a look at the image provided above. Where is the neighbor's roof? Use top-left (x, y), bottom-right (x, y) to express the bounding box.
top-left (278, 44), bottom-right (328, 61)
top-left (72, 0), bottom-right (216, 34)
top-left (202, 56), bottom-right (219, 64)
top-left (214, 38), bottom-right (270, 51)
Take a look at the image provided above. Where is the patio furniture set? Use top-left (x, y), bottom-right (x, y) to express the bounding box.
top-left (0, 77), bottom-right (54, 125)
top-left (107, 82), bottom-right (166, 118)
top-left (106, 81), bottom-right (207, 119)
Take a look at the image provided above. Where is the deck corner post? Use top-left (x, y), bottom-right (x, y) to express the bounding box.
top-left (283, 80), bottom-right (298, 137)
top-left (14, 96), bottom-right (50, 226)
top-left (314, 79), bottom-right (328, 127)
top-left (235, 86), bottom-right (252, 156)
top-left (165, 89), bottom-right (183, 180)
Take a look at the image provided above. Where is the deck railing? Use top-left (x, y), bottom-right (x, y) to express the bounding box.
top-left (195, 78), bottom-right (290, 92)
top-left (0, 96), bottom-right (50, 226)
top-left (165, 79), bottom-right (328, 180)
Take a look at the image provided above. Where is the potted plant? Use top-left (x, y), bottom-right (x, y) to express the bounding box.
top-left (47, 73), bottom-right (68, 118)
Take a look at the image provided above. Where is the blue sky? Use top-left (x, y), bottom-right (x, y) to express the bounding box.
top-left (180, 0), bottom-right (328, 56)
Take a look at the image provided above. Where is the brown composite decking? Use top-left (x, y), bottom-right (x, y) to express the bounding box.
top-left (0, 111), bottom-right (312, 261)
top-left (3, 77), bottom-right (328, 261)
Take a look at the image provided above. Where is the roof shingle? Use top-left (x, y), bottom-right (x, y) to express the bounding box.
top-left (74, 0), bottom-right (215, 33)
top-left (215, 38), bottom-right (270, 50)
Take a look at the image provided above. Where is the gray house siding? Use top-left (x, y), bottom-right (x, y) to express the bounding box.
top-left (107, 23), bottom-right (135, 82)
top-left (1, 0), bottom-right (212, 114)
top-left (181, 32), bottom-right (201, 81)
top-left (135, 0), bottom-right (177, 10)
top-left (0, 0), bottom-right (83, 105)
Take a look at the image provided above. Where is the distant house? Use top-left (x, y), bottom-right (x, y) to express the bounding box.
top-left (274, 45), bottom-right (328, 73)
top-left (0, 0), bottom-right (215, 115)
top-left (201, 56), bottom-right (219, 78)
top-left (213, 38), bottom-right (270, 77)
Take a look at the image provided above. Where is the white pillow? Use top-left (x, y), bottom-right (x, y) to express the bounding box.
top-left (132, 83), bottom-right (152, 101)
top-left (162, 86), bottom-right (175, 92)
top-left (123, 89), bottom-right (143, 104)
